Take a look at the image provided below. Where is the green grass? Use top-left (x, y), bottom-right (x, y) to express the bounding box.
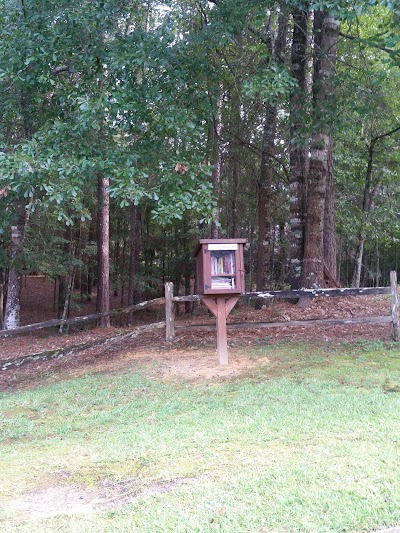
top-left (1, 341), bottom-right (400, 532)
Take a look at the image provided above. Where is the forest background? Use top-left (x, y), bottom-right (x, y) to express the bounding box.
top-left (0, 0), bottom-right (399, 330)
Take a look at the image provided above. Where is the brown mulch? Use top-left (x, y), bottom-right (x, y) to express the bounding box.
top-left (0, 276), bottom-right (395, 393)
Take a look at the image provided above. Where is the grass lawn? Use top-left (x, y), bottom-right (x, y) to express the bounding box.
top-left (1, 340), bottom-right (400, 532)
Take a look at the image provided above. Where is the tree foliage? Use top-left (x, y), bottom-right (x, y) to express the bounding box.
top-left (0, 0), bottom-right (399, 327)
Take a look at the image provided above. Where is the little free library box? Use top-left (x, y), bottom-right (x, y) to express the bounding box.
top-left (194, 238), bottom-right (246, 365)
top-left (194, 238), bottom-right (246, 296)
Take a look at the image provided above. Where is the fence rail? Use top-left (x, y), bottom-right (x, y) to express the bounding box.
top-left (177, 315), bottom-right (392, 331)
top-left (0, 278), bottom-right (398, 343)
top-left (167, 275), bottom-right (399, 342)
top-left (0, 297), bottom-right (164, 338)
top-left (172, 286), bottom-right (391, 303)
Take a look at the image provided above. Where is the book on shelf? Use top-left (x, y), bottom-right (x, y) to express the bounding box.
top-left (211, 276), bottom-right (235, 289)
top-left (211, 251), bottom-right (236, 276)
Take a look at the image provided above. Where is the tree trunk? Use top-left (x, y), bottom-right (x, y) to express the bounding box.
top-left (210, 91), bottom-right (223, 239)
top-left (256, 104), bottom-right (278, 290)
top-left (4, 81), bottom-right (33, 329)
top-left (58, 275), bottom-right (67, 319)
top-left (86, 218), bottom-right (95, 302)
top-left (228, 97), bottom-right (243, 238)
top-left (302, 11), bottom-right (340, 288)
top-left (4, 203), bottom-right (27, 329)
top-left (323, 135), bottom-right (337, 277)
top-left (256, 11), bottom-right (288, 291)
top-left (351, 138), bottom-right (376, 288)
top-left (58, 224), bottom-right (73, 318)
top-left (114, 217), bottom-right (121, 298)
top-left (59, 244), bottom-right (76, 333)
top-left (302, 133), bottom-right (329, 287)
top-left (0, 268), bottom-right (4, 329)
top-left (351, 124), bottom-right (400, 287)
top-left (288, 6), bottom-right (308, 289)
top-left (78, 221), bottom-right (89, 302)
top-left (96, 173), bottom-right (110, 327)
top-left (120, 238), bottom-right (127, 306)
top-left (127, 203), bottom-right (139, 324)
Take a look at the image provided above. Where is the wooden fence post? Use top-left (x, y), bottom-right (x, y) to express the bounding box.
top-left (390, 271), bottom-right (399, 342)
top-left (165, 282), bottom-right (175, 341)
top-left (216, 296), bottom-right (229, 365)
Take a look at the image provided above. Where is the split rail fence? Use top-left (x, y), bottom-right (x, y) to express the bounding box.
top-left (0, 297), bottom-right (164, 338)
top-left (165, 271), bottom-right (400, 343)
top-left (0, 272), bottom-right (398, 342)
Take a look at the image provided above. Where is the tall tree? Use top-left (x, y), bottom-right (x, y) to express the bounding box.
top-left (4, 204), bottom-right (27, 329)
top-left (256, 8), bottom-right (289, 290)
top-left (96, 173), bottom-right (110, 326)
top-left (288, 6), bottom-right (309, 289)
top-left (301, 10), bottom-right (340, 288)
top-left (351, 124), bottom-right (400, 287)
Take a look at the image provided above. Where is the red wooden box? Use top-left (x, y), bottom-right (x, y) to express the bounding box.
top-left (195, 239), bottom-right (246, 295)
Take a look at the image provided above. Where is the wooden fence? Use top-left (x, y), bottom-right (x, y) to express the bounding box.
top-left (0, 297), bottom-right (164, 338)
top-left (0, 273), bottom-right (398, 343)
top-left (165, 271), bottom-right (400, 342)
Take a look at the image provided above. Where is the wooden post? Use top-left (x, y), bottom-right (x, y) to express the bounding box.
top-left (165, 282), bottom-right (175, 341)
top-left (390, 271), bottom-right (399, 342)
top-left (216, 296), bottom-right (228, 365)
top-left (200, 295), bottom-right (240, 365)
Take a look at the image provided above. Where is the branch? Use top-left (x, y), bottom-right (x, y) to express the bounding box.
top-left (247, 25), bottom-right (271, 48)
top-left (52, 65), bottom-right (70, 75)
top-left (224, 129), bottom-right (290, 180)
top-left (224, 129), bottom-right (262, 156)
top-left (374, 124), bottom-right (400, 143)
top-left (21, 0), bottom-right (27, 18)
top-left (197, 1), bottom-right (208, 25)
top-left (339, 31), bottom-right (397, 56)
top-left (207, 1), bottom-right (272, 49)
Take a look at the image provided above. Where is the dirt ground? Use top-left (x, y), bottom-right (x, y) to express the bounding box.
top-left (0, 276), bottom-right (395, 392)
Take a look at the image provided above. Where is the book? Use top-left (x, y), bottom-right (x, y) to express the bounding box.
top-left (211, 251), bottom-right (235, 276)
top-left (211, 276), bottom-right (235, 289)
